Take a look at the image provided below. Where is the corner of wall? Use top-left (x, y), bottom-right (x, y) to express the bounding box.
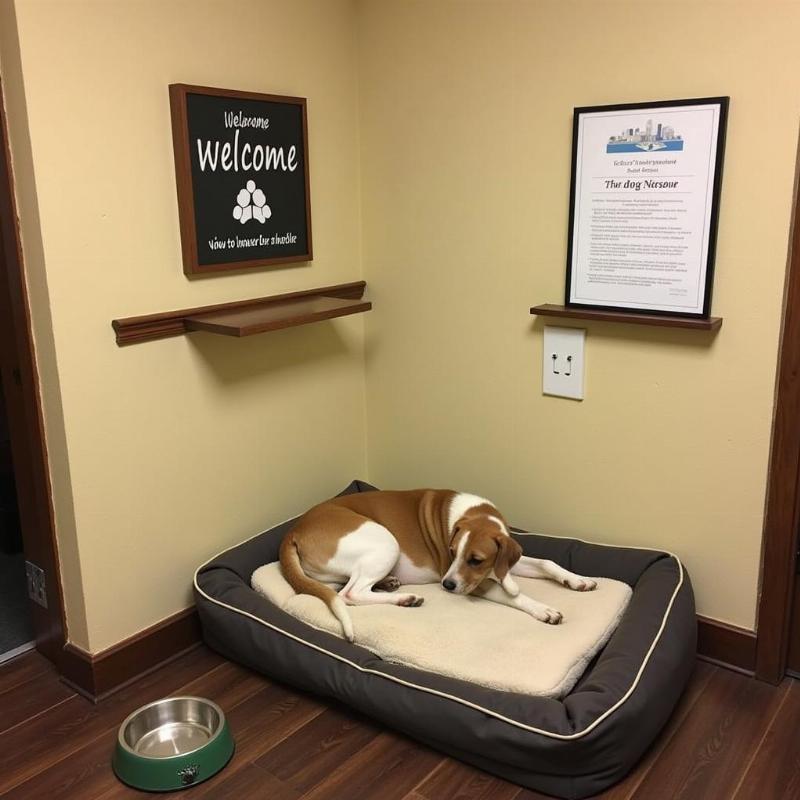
top-left (352, 0), bottom-right (371, 484)
top-left (0, 0), bottom-right (90, 649)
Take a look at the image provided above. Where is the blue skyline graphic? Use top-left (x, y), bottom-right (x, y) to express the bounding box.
top-left (606, 118), bottom-right (684, 153)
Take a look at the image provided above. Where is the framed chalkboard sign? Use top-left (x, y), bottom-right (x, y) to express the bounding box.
top-left (169, 84), bottom-right (312, 275)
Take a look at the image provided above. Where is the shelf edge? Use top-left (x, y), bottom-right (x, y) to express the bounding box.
top-left (112, 280), bottom-right (367, 345)
top-left (530, 304), bottom-right (722, 331)
top-left (184, 299), bottom-right (372, 337)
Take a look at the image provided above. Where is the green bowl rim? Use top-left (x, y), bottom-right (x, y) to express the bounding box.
top-left (116, 696), bottom-right (228, 761)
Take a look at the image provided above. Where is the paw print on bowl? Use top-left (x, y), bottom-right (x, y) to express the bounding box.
top-left (233, 180), bottom-right (272, 224)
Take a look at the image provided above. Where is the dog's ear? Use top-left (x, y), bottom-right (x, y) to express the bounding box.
top-left (494, 535), bottom-right (522, 596)
top-left (448, 522), bottom-right (463, 553)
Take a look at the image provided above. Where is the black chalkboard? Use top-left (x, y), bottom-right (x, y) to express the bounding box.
top-left (170, 84), bottom-right (312, 275)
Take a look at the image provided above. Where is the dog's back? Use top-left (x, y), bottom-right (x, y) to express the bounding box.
top-left (279, 490), bottom-right (456, 640)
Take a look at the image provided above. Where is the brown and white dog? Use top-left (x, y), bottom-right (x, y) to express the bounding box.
top-left (279, 489), bottom-right (597, 641)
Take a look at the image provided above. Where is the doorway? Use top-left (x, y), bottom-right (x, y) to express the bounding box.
top-left (0, 75), bottom-right (66, 668)
top-left (0, 381), bottom-right (33, 663)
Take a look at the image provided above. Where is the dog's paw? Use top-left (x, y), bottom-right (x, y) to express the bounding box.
top-left (397, 594), bottom-right (424, 607)
top-left (534, 606), bottom-right (563, 624)
top-left (563, 576), bottom-right (597, 592)
top-left (374, 575), bottom-right (402, 592)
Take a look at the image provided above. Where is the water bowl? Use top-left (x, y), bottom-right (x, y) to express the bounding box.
top-left (112, 696), bottom-right (234, 791)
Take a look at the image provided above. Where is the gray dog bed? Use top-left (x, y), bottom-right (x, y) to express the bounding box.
top-left (194, 480), bottom-right (696, 800)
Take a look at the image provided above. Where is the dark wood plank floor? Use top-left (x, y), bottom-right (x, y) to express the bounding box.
top-left (0, 647), bottom-right (794, 800)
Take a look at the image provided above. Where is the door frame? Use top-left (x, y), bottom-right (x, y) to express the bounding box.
top-left (0, 75), bottom-right (66, 666)
top-left (755, 158), bottom-right (800, 683)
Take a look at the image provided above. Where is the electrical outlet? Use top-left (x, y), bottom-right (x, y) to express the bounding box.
top-left (25, 560), bottom-right (47, 608)
top-left (542, 326), bottom-right (586, 400)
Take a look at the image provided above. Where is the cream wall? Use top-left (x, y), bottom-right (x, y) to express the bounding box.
top-left (2, 0), bottom-right (792, 650)
top-left (2, 0), bottom-right (366, 652)
top-left (357, 0), bottom-right (799, 630)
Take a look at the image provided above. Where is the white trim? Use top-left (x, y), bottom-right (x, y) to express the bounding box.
top-left (193, 513), bottom-right (685, 741)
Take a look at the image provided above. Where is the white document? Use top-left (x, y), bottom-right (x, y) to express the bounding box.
top-left (569, 101), bottom-right (724, 315)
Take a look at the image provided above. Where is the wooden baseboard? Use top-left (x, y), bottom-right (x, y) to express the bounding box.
top-left (697, 615), bottom-right (757, 675)
top-left (58, 607), bottom-right (201, 701)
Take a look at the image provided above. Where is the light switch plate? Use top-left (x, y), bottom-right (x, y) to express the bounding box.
top-left (542, 326), bottom-right (585, 400)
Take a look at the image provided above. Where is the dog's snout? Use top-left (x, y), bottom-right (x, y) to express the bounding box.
top-left (442, 578), bottom-right (456, 591)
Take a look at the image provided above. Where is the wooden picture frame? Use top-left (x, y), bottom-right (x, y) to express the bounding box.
top-left (565, 97), bottom-right (728, 319)
top-left (169, 84), bottom-right (313, 276)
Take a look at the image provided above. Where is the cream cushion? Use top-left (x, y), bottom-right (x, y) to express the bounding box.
top-left (252, 562), bottom-right (631, 699)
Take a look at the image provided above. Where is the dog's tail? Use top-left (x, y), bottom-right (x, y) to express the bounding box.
top-left (279, 532), bottom-right (354, 642)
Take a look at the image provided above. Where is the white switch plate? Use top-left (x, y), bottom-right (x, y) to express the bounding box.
top-left (542, 326), bottom-right (585, 400)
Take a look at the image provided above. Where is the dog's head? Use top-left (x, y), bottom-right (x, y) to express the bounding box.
top-left (441, 514), bottom-right (522, 596)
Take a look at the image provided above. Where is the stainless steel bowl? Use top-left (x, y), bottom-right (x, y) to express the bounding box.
top-left (119, 697), bottom-right (223, 758)
top-left (113, 696), bottom-right (234, 791)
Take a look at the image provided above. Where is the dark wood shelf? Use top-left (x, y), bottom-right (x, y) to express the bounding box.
top-left (185, 295), bottom-right (370, 337)
top-left (530, 304), bottom-right (722, 331)
top-left (113, 281), bottom-right (370, 345)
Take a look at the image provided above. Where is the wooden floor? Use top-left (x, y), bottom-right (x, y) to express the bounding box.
top-left (0, 647), bottom-right (796, 800)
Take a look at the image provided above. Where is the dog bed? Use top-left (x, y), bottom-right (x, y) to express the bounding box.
top-left (251, 561), bottom-right (632, 699)
top-left (194, 480), bottom-right (696, 800)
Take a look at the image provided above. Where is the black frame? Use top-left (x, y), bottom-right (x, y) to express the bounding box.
top-left (565, 97), bottom-right (729, 319)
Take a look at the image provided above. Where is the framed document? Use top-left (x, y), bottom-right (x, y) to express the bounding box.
top-left (566, 97), bottom-right (728, 317)
top-left (169, 84), bottom-right (312, 276)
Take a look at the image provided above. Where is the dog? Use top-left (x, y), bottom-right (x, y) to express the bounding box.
top-left (279, 489), bottom-right (597, 641)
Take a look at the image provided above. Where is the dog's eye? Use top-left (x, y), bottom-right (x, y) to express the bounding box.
top-left (467, 557), bottom-right (483, 567)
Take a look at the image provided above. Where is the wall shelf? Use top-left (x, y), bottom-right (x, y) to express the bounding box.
top-left (530, 304), bottom-right (722, 331)
top-left (112, 281), bottom-right (370, 345)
